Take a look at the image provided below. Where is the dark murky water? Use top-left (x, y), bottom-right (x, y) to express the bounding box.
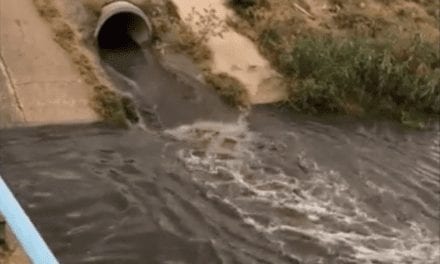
top-left (0, 39), bottom-right (439, 264)
top-left (98, 39), bottom-right (237, 129)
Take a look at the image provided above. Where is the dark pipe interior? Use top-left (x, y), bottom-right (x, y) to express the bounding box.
top-left (97, 12), bottom-right (146, 49)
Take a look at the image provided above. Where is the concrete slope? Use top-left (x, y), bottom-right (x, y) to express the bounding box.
top-left (0, 57), bottom-right (24, 128)
top-left (0, 0), bottom-right (98, 128)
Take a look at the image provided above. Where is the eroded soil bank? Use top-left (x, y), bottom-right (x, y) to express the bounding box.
top-left (226, 0), bottom-right (439, 124)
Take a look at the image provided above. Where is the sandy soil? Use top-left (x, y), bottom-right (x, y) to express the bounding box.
top-left (171, 0), bottom-right (287, 104)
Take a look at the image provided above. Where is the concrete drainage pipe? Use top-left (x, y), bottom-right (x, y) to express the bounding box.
top-left (94, 1), bottom-right (153, 48)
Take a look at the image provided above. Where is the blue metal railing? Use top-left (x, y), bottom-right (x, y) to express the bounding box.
top-left (0, 176), bottom-right (59, 264)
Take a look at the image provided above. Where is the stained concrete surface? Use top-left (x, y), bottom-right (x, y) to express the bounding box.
top-left (0, 59), bottom-right (24, 128)
top-left (0, 0), bottom-right (98, 128)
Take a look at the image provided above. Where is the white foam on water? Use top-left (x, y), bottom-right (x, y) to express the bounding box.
top-left (166, 119), bottom-right (440, 264)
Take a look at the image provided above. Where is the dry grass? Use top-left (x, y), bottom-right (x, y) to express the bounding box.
top-left (227, 0), bottom-right (440, 125)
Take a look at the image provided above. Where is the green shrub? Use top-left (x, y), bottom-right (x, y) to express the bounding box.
top-left (284, 35), bottom-right (440, 122)
top-left (259, 28), bottom-right (282, 52)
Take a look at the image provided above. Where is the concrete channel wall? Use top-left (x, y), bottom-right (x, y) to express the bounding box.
top-left (0, 0), bottom-right (98, 128)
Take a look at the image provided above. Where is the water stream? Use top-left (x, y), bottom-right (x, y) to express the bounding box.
top-left (0, 38), bottom-right (438, 264)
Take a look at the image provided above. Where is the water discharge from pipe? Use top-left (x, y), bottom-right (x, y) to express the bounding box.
top-left (94, 1), bottom-right (239, 129)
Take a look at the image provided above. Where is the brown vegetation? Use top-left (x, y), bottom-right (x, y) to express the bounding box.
top-left (228, 0), bottom-right (440, 126)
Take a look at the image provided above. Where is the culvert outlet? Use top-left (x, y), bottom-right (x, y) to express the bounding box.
top-left (95, 1), bottom-right (153, 48)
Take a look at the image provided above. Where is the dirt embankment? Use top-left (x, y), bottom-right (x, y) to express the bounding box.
top-left (227, 0), bottom-right (439, 124)
top-left (229, 0), bottom-right (439, 47)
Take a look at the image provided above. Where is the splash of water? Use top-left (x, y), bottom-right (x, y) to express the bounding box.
top-left (166, 118), bottom-right (440, 264)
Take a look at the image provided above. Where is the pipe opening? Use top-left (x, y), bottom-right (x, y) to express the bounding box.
top-left (96, 8), bottom-right (151, 49)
